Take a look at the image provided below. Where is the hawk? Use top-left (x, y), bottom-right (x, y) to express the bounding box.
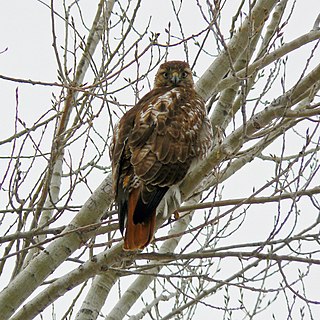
top-left (110, 60), bottom-right (212, 250)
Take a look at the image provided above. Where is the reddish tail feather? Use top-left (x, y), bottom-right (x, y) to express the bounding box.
top-left (123, 188), bottom-right (156, 250)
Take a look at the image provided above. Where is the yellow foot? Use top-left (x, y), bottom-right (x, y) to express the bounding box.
top-left (173, 210), bottom-right (180, 220)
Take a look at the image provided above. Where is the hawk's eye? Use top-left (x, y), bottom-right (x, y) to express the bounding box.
top-left (181, 71), bottom-right (188, 78)
top-left (162, 72), bottom-right (169, 79)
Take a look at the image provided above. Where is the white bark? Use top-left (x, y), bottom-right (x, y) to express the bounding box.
top-left (75, 271), bottom-right (119, 320)
top-left (0, 176), bottom-right (113, 320)
top-left (215, 29), bottom-right (320, 94)
top-left (10, 241), bottom-right (123, 320)
top-left (160, 208), bottom-right (320, 320)
top-left (212, 0), bottom-right (288, 133)
top-left (22, 152), bottom-right (64, 269)
top-left (195, 0), bottom-right (279, 101)
top-left (105, 196), bottom-right (200, 320)
top-left (202, 89), bottom-right (319, 194)
top-left (181, 62), bottom-right (320, 199)
top-left (22, 0), bottom-right (116, 269)
top-left (128, 292), bottom-right (176, 320)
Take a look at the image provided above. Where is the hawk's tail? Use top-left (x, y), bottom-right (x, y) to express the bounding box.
top-left (123, 188), bottom-right (156, 250)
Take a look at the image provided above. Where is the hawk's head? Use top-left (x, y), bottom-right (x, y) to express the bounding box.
top-left (154, 61), bottom-right (194, 88)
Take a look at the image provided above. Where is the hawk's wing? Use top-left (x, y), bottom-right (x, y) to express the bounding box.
top-left (129, 87), bottom-right (210, 187)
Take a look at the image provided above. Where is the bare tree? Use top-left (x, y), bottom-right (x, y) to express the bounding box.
top-left (0, 0), bottom-right (320, 319)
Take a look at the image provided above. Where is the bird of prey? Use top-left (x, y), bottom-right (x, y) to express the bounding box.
top-left (110, 60), bottom-right (212, 250)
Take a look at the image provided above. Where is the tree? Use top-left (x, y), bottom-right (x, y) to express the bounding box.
top-left (0, 0), bottom-right (320, 319)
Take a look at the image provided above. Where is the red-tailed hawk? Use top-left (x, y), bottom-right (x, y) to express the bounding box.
top-left (111, 60), bottom-right (212, 250)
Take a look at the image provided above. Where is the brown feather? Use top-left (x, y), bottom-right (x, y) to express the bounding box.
top-left (110, 60), bottom-right (213, 251)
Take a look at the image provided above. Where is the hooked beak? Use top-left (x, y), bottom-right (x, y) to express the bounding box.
top-left (171, 72), bottom-right (180, 85)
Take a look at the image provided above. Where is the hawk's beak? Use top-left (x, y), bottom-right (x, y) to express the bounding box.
top-left (171, 72), bottom-right (180, 85)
